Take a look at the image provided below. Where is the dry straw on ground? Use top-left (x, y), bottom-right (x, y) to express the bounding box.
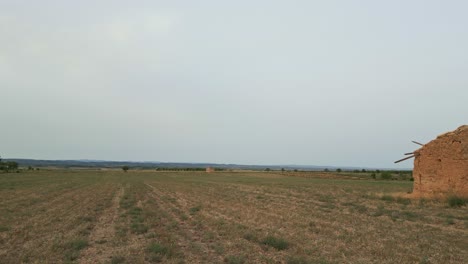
top-left (0, 170), bottom-right (467, 263)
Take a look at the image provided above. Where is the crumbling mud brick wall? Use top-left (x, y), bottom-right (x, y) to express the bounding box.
top-left (413, 125), bottom-right (468, 197)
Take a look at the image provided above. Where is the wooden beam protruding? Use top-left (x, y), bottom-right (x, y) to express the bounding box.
top-left (394, 155), bottom-right (415, 164)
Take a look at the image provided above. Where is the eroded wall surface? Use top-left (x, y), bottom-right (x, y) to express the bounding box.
top-left (413, 125), bottom-right (468, 197)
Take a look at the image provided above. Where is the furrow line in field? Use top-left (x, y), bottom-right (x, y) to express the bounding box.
top-left (174, 184), bottom-right (331, 227)
top-left (0, 183), bottom-right (116, 261)
top-left (145, 183), bottom-right (294, 263)
top-left (0, 182), bottom-right (92, 213)
top-left (79, 185), bottom-right (124, 263)
top-left (145, 183), bottom-right (223, 263)
top-left (15, 183), bottom-right (110, 230)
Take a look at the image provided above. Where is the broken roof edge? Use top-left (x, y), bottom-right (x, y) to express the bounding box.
top-left (436, 125), bottom-right (468, 139)
top-left (413, 125), bottom-right (467, 155)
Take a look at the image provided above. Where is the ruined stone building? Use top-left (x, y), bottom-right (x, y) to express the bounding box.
top-left (413, 125), bottom-right (468, 197)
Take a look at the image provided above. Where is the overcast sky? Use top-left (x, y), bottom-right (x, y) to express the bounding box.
top-left (1, 1), bottom-right (467, 168)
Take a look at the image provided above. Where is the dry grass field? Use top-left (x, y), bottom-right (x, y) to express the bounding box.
top-left (0, 170), bottom-right (467, 263)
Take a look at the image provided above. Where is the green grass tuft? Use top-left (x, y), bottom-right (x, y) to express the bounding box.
top-left (110, 255), bottom-right (126, 264)
top-left (261, 235), bottom-right (289, 250)
top-left (381, 195), bottom-right (394, 202)
top-left (131, 223), bottom-right (148, 234)
top-left (189, 205), bottom-right (202, 214)
top-left (67, 239), bottom-right (88, 251)
top-left (224, 255), bottom-right (246, 264)
top-left (447, 196), bottom-right (467, 208)
top-left (147, 242), bottom-right (175, 259)
top-left (396, 197), bottom-right (411, 205)
top-left (63, 238), bottom-right (88, 261)
top-left (287, 256), bottom-right (310, 264)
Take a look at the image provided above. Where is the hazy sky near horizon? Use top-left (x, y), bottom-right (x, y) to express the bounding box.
top-left (1, 1), bottom-right (467, 168)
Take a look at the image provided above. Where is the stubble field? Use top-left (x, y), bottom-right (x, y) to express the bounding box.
top-left (0, 170), bottom-right (467, 263)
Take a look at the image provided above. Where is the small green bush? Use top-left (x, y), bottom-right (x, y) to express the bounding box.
top-left (147, 242), bottom-right (175, 261)
top-left (396, 197), bottom-right (411, 205)
top-left (67, 239), bottom-right (88, 251)
top-left (447, 196), bottom-right (467, 208)
top-left (110, 256), bottom-right (126, 264)
top-left (63, 238), bottom-right (88, 261)
top-left (262, 235), bottom-right (289, 250)
top-left (381, 195), bottom-right (394, 202)
top-left (189, 205), bottom-right (202, 214)
top-left (381, 172), bottom-right (392, 180)
top-left (445, 217), bottom-right (455, 225)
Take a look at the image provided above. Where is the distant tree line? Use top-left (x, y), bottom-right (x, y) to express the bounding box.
top-left (0, 156), bottom-right (19, 173)
top-left (329, 167), bottom-right (413, 181)
top-left (120, 166), bottom-right (228, 172)
top-left (279, 167), bottom-right (413, 181)
top-left (156, 167), bottom-right (225, 171)
top-left (330, 168), bottom-right (412, 175)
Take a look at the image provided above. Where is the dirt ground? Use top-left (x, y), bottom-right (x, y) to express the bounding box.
top-left (0, 170), bottom-right (467, 263)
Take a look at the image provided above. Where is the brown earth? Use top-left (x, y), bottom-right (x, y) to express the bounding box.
top-left (1, 171), bottom-right (467, 263)
top-left (413, 125), bottom-right (468, 197)
top-left (80, 187), bottom-right (124, 263)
